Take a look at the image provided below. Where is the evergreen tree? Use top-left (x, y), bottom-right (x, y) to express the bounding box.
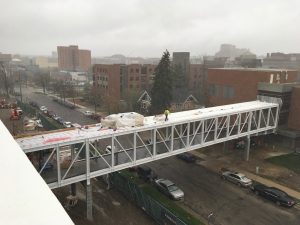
top-left (150, 50), bottom-right (173, 114)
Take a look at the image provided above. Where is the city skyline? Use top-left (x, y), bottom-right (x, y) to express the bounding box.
top-left (1, 0), bottom-right (300, 57)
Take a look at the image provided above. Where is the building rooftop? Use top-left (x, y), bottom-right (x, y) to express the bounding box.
top-left (210, 67), bottom-right (298, 72)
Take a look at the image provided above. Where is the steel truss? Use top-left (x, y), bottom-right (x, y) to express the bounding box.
top-left (19, 104), bottom-right (279, 189)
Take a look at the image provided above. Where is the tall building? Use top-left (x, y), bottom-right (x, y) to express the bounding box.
top-left (57, 45), bottom-right (91, 72)
top-left (215, 44), bottom-right (253, 58)
top-left (172, 52), bottom-right (190, 79)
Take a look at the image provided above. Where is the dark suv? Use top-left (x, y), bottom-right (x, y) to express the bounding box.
top-left (137, 165), bottom-right (157, 182)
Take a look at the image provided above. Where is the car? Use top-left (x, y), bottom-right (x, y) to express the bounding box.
top-left (63, 121), bottom-right (72, 128)
top-left (71, 123), bottom-right (82, 128)
top-left (47, 110), bottom-right (56, 118)
top-left (40, 106), bottom-right (47, 111)
top-left (84, 111), bottom-right (93, 116)
top-left (16, 107), bottom-right (23, 115)
top-left (251, 184), bottom-right (295, 207)
top-left (57, 117), bottom-right (64, 124)
top-left (154, 178), bottom-right (184, 200)
top-left (221, 169), bottom-right (252, 187)
top-left (176, 152), bottom-right (196, 163)
top-left (137, 165), bottom-right (158, 182)
top-left (53, 115), bottom-right (60, 121)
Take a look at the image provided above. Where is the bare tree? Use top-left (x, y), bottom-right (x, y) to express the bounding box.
top-left (0, 63), bottom-right (10, 97)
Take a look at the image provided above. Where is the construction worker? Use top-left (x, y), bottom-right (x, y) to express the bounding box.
top-left (164, 109), bottom-right (170, 121)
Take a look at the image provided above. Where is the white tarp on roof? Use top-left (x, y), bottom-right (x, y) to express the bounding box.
top-left (102, 112), bottom-right (144, 128)
top-left (0, 121), bottom-right (74, 225)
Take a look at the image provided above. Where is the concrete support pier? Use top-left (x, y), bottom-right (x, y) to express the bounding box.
top-left (244, 135), bottom-right (250, 161)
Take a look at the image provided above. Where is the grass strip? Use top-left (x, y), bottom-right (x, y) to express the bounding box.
top-left (266, 153), bottom-right (300, 175)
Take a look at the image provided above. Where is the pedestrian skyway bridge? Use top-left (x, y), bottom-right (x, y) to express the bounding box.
top-left (16, 100), bottom-right (279, 189)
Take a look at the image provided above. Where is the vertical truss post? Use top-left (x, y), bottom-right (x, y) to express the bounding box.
top-left (226, 115), bottom-right (230, 138)
top-left (192, 122), bottom-right (196, 135)
top-left (266, 108), bottom-right (271, 127)
top-left (186, 122), bottom-right (190, 147)
top-left (258, 109), bottom-right (262, 129)
top-left (238, 114), bottom-right (241, 135)
top-left (171, 125), bottom-right (174, 151)
top-left (153, 129), bottom-right (157, 156)
top-left (56, 144), bottom-right (61, 187)
top-left (214, 118), bottom-right (218, 141)
top-left (166, 127), bottom-right (169, 141)
top-left (274, 106), bottom-right (279, 128)
top-left (85, 139), bottom-right (90, 181)
top-left (133, 132), bottom-right (137, 163)
top-left (111, 136), bottom-right (115, 167)
top-left (201, 120), bottom-right (204, 144)
top-left (180, 124), bottom-right (183, 137)
top-left (247, 111), bottom-right (253, 133)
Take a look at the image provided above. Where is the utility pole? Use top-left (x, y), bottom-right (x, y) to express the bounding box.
top-left (19, 70), bottom-right (23, 102)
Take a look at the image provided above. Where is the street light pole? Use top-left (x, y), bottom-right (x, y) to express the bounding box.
top-left (19, 70), bottom-right (23, 102)
top-left (207, 212), bottom-right (214, 225)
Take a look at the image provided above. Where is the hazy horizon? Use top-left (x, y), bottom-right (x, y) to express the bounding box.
top-left (1, 0), bottom-right (300, 57)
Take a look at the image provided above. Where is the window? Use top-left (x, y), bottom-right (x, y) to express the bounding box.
top-left (223, 86), bottom-right (235, 98)
top-left (135, 76), bottom-right (139, 81)
top-left (129, 85), bottom-right (133, 89)
top-left (130, 68), bottom-right (134, 73)
top-left (136, 68), bottom-right (139, 73)
top-left (130, 76), bottom-right (134, 81)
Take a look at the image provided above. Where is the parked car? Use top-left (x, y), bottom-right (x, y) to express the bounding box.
top-left (53, 115), bottom-right (60, 121)
top-left (84, 111), bottom-right (93, 116)
top-left (220, 168), bottom-right (252, 187)
top-left (63, 121), bottom-right (72, 128)
top-left (154, 178), bottom-right (184, 200)
top-left (251, 184), bottom-right (295, 207)
top-left (176, 152), bottom-right (196, 163)
top-left (40, 106), bottom-right (48, 113)
top-left (57, 117), bottom-right (64, 124)
top-left (71, 123), bottom-right (81, 128)
top-left (47, 110), bottom-right (56, 118)
top-left (16, 107), bottom-right (23, 115)
top-left (137, 165), bottom-right (158, 182)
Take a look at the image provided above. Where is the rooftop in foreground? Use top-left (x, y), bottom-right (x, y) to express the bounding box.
top-left (0, 121), bottom-right (74, 225)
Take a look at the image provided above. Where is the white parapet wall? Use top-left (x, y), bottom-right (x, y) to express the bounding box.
top-left (0, 120), bottom-right (74, 225)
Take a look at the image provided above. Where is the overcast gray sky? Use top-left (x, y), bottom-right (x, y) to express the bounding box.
top-left (0, 0), bottom-right (299, 57)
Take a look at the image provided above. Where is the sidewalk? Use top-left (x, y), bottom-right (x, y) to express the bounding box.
top-left (191, 150), bottom-right (300, 201)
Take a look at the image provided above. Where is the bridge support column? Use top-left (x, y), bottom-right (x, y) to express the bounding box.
top-left (244, 135), bottom-right (250, 161)
top-left (70, 183), bottom-right (76, 196)
top-left (86, 181), bottom-right (93, 221)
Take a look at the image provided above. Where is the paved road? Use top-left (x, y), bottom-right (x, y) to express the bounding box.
top-left (21, 87), bottom-right (155, 225)
top-left (22, 87), bottom-right (94, 125)
top-left (148, 157), bottom-right (300, 225)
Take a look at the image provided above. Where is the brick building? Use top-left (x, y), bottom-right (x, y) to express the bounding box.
top-left (93, 64), bottom-right (156, 102)
top-left (57, 45), bottom-right (91, 72)
top-left (207, 68), bottom-right (298, 106)
top-left (288, 85), bottom-right (300, 130)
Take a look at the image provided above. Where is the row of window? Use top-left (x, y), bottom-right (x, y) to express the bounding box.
top-left (96, 76), bottom-right (108, 81)
top-left (209, 84), bottom-right (235, 98)
top-left (130, 68), bottom-right (153, 73)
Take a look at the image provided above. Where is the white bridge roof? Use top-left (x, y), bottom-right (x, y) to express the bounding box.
top-left (16, 100), bottom-right (278, 152)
